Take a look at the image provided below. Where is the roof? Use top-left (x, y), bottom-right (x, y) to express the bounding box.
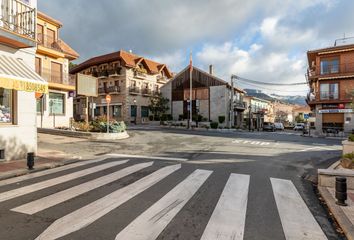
top-left (169, 65), bottom-right (246, 93)
top-left (307, 43), bottom-right (354, 65)
top-left (37, 11), bottom-right (63, 27)
top-left (293, 106), bottom-right (311, 112)
top-left (70, 50), bottom-right (172, 77)
top-left (58, 39), bottom-right (79, 60)
top-left (244, 95), bottom-right (270, 103)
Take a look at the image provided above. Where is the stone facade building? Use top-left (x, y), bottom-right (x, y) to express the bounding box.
top-left (161, 65), bottom-right (246, 127)
top-left (243, 96), bottom-right (272, 130)
top-left (306, 41), bottom-right (354, 134)
top-left (70, 50), bottom-right (172, 124)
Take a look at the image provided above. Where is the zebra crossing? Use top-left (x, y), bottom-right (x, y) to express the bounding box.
top-left (0, 158), bottom-right (327, 240)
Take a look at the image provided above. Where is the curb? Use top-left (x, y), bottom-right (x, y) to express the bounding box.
top-left (318, 186), bottom-right (354, 240)
top-left (0, 157), bottom-right (82, 182)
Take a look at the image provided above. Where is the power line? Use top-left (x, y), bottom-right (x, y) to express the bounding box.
top-left (236, 76), bottom-right (307, 86)
top-left (239, 81), bottom-right (308, 93)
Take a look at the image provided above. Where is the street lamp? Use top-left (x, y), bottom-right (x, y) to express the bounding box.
top-left (248, 105), bottom-right (251, 132)
top-left (133, 98), bottom-right (137, 125)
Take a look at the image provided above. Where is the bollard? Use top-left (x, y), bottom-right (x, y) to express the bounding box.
top-left (27, 152), bottom-right (35, 170)
top-left (335, 177), bottom-right (347, 206)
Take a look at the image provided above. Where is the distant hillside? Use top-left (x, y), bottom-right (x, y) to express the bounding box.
top-left (244, 89), bottom-right (306, 105)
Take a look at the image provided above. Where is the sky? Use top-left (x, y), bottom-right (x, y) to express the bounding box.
top-left (38, 0), bottom-right (354, 96)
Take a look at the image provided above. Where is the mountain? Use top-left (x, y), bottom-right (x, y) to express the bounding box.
top-left (244, 89), bottom-right (306, 105)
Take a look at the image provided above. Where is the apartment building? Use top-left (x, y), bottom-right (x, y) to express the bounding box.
top-left (161, 65), bottom-right (246, 127)
top-left (0, 0), bottom-right (48, 160)
top-left (306, 40), bottom-right (354, 133)
top-left (243, 96), bottom-right (272, 130)
top-left (70, 50), bottom-right (172, 124)
top-left (35, 12), bottom-right (79, 128)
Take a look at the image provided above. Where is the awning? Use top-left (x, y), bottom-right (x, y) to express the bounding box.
top-left (0, 54), bottom-right (48, 94)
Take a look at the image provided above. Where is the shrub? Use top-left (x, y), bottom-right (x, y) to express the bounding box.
top-left (349, 134), bottom-right (354, 142)
top-left (218, 116), bottom-right (226, 124)
top-left (72, 121), bottom-right (91, 132)
top-left (343, 152), bottom-right (354, 159)
top-left (149, 115), bottom-right (154, 121)
top-left (178, 114), bottom-right (184, 121)
top-left (202, 117), bottom-right (208, 122)
top-left (160, 114), bottom-right (168, 121)
top-left (166, 114), bottom-right (173, 121)
top-left (210, 122), bottom-right (218, 129)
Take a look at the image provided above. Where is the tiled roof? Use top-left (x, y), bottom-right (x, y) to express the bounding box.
top-left (58, 39), bottom-right (79, 60)
top-left (70, 50), bottom-right (172, 77)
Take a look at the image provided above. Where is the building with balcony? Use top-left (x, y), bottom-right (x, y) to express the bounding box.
top-left (306, 40), bottom-right (354, 133)
top-left (243, 96), bottom-right (272, 130)
top-left (69, 50), bottom-right (173, 124)
top-left (160, 65), bottom-right (246, 127)
top-left (0, 0), bottom-right (48, 160)
top-left (35, 11), bottom-right (79, 128)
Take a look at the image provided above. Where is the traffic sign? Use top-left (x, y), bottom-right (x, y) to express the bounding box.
top-left (105, 94), bottom-right (111, 104)
top-left (304, 114), bottom-right (309, 119)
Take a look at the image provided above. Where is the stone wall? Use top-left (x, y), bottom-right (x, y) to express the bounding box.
top-left (210, 86), bottom-right (229, 125)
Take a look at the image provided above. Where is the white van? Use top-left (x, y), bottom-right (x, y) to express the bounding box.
top-left (274, 122), bottom-right (284, 130)
top-left (293, 123), bottom-right (305, 131)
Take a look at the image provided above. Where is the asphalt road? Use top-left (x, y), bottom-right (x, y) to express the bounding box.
top-left (0, 129), bottom-right (345, 240)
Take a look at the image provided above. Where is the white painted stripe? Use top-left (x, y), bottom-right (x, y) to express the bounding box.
top-left (0, 160), bottom-right (128, 203)
top-left (12, 162), bottom-right (153, 215)
top-left (270, 178), bottom-right (327, 240)
top-left (35, 164), bottom-right (181, 240)
top-left (0, 156), bottom-right (111, 187)
top-left (200, 173), bottom-right (250, 240)
top-left (115, 169), bottom-right (212, 240)
top-left (106, 153), bottom-right (188, 162)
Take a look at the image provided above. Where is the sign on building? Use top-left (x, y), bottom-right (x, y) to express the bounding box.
top-left (76, 73), bottom-right (98, 97)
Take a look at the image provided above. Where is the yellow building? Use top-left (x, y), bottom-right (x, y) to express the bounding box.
top-left (35, 12), bottom-right (79, 128)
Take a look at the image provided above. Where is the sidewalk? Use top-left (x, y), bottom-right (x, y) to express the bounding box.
top-left (0, 149), bottom-right (83, 181)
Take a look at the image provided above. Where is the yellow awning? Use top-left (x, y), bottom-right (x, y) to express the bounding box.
top-left (0, 55), bottom-right (48, 94)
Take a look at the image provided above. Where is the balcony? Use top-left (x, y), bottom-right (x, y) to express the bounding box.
top-left (97, 70), bottom-right (108, 79)
top-left (0, 0), bottom-right (36, 48)
top-left (98, 86), bottom-right (121, 95)
top-left (157, 75), bottom-right (167, 83)
top-left (234, 101), bottom-right (246, 110)
top-left (307, 62), bottom-right (354, 79)
top-left (38, 67), bottom-right (74, 90)
top-left (319, 91), bottom-right (339, 101)
top-left (134, 70), bottom-right (146, 79)
top-left (129, 86), bottom-right (140, 95)
top-left (37, 33), bottom-right (63, 52)
top-left (141, 88), bottom-right (152, 96)
top-left (108, 67), bottom-right (122, 77)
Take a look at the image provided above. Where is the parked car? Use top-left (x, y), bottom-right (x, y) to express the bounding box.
top-left (274, 122), bottom-right (284, 131)
top-left (293, 123), bottom-right (305, 131)
top-left (263, 122), bottom-right (275, 131)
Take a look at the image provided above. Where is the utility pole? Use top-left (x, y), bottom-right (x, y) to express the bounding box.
top-left (230, 75), bottom-right (237, 128)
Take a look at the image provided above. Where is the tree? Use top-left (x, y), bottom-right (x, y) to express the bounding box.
top-left (69, 62), bottom-right (77, 70)
top-left (295, 114), bottom-right (304, 123)
top-left (275, 110), bottom-right (288, 123)
top-left (148, 93), bottom-right (170, 122)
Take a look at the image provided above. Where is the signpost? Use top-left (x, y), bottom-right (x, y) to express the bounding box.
top-left (106, 94), bottom-right (111, 133)
top-left (76, 74), bottom-right (98, 123)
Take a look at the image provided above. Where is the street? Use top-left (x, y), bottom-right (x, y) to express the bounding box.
top-left (0, 128), bottom-right (345, 239)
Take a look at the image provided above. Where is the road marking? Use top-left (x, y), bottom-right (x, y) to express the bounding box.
top-left (106, 153), bottom-right (188, 162)
top-left (270, 178), bottom-right (327, 240)
top-left (35, 164), bottom-right (181, 240)
top-left (232, 140), bottom-right (270, 146)
top-left (200, 173), bottom-right (250, 240)
top-left (0, 160), bottom-right (128, 203)
top-left (0, 156), bottom-right (112, 187)
top-left (12, 162), bottom-right (153, 215)
top-left (115, 169), bottom-right (212, 240)
top-left (299, 146), bottom-right (329, 152)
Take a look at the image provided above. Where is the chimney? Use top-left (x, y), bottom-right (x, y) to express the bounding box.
top-left (209, 65), bottom-right (214, 75)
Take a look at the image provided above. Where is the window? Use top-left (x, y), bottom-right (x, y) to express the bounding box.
top-left (131, 105), bottom-right (137, 117)
top-left (141, 106), bottom-right (149, 118)
top-left (35, 57), bottom-right (41, 75)
top-left (0, 88), bottom-right (14, 124)
top-left (320, 58), bottom-right (339, 75)
top-left (36, 24), bottom-right (43, 44)
top-left (130, 80), bottom-right (136, 87)
top-left (47, 28), bottom-right (56, 47)
top-left (320, 83), bottom-right (339, 100)
top-left (49, 92), bottom-right (65, 115)
top-left (113, 105), bottom-right (122, 118)
top-left (51, 62), bottom-right (63, 84)
top-left (36, 96), bottom-right (46, 113)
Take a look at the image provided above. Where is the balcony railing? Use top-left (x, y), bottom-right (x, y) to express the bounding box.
top-left (37, 33), bottom-right (63, 52)
top-left (234, 101), bottom-right (246, 109)
top-left (141, 88), bottom-right (152, 96)
top-left (37, 67), bottom-right (73, 86)
top-left (134, 71), bottom-right (146, 79)
top-left (108, 67), bottom-right (122, 76)
top-left (129, 86), bottom-right (140, 94)
top-left (157, 75), bottom-right (167, 83)
top-left (97, 70), bottom-right (108, 79)
top-left (307, 62), bottom-right (354, 78)
top-left (0, 0), bottom-right (35, 39)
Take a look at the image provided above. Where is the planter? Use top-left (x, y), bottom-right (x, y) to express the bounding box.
top-left (89, 131), bottom-right (129, 140)
top-left (342, 140), bottom-right (354, 155)
top-left (38, 128), bottom-right (129, 140)
top-left (340, 158), bottom-right (354, 169)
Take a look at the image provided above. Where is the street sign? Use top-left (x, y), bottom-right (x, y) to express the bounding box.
top-left (304, 114), bottom-right (309, 119)
top-left (76, 73), bottom-right (98, 97)
top-left (106, 94), bottom-right (111, 104)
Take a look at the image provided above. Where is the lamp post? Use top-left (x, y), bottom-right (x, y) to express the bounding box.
top-left (248, 105), bottom-right (251, 132)
top-left (133, 98), bottom-right (137, 125)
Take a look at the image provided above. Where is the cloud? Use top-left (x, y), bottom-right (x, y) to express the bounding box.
top-left (38, 0), bottom-right (354, 96)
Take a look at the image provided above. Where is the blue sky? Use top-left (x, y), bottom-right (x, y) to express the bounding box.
top-left (38, 0), bottom-right (354, 95)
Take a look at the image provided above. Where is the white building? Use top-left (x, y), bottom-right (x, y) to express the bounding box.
top-left (0, 0), bottom-right (47, 161)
